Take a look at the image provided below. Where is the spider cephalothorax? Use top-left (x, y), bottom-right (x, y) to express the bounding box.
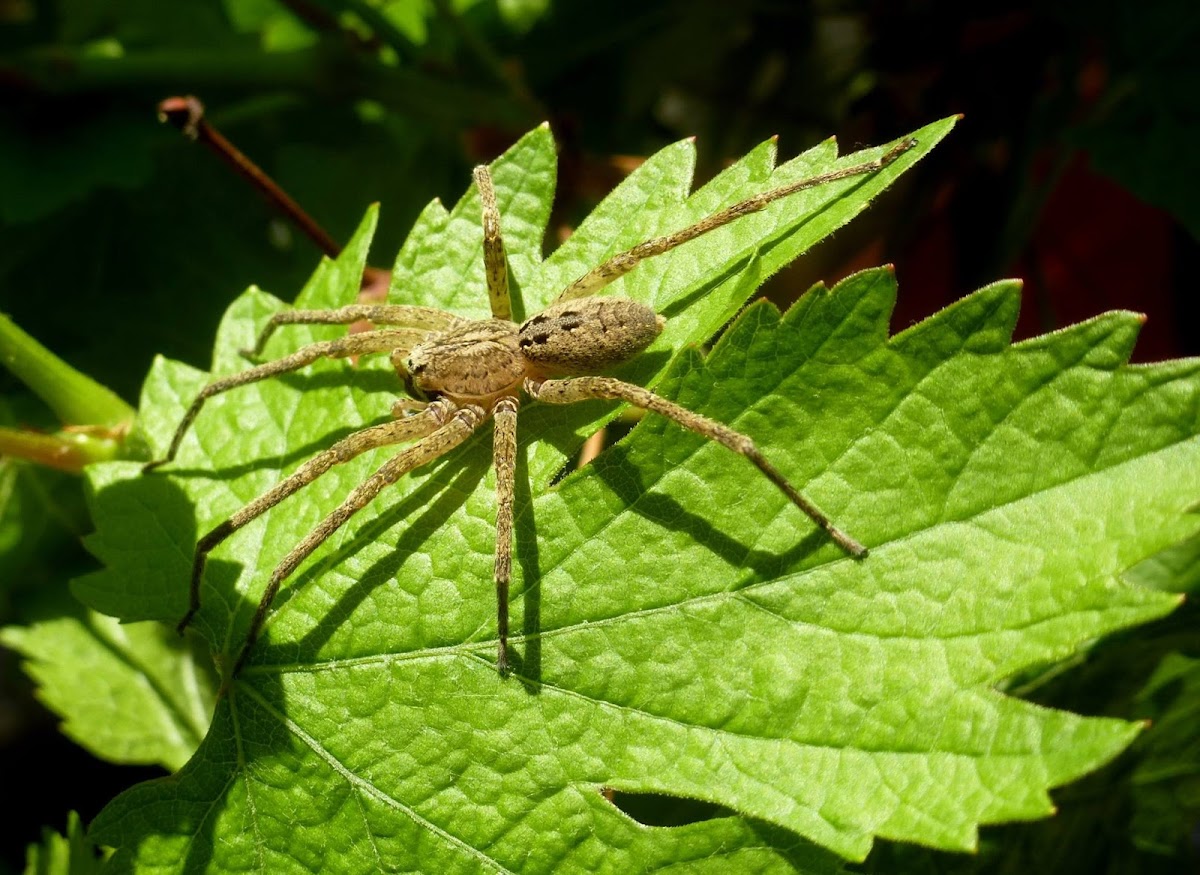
top-left (146, 138), bottom-right (915, 675)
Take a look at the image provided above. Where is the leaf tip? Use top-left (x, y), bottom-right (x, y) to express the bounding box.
top-left (738, 296), bottom-right (784, 326)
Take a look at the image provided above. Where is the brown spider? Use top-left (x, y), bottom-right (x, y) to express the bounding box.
top-left (145, 137), bottom-right (915, 675)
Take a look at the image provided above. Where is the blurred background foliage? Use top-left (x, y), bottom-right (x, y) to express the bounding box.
top-left (0, 0), bottom-right (1197, 871)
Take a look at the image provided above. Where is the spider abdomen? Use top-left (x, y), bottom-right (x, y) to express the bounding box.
top-left (405, 319), bottom-right (525, 405)
top-left (518, 297), bottom-right (664, 376)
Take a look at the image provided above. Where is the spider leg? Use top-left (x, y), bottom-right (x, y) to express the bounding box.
top-left (525, 376), bottom-right (867, 558)
top-left (491, 396), bottom-right (519, 673)
top-left (144, 329), bottom-right (427, 471)
top-left (246, 305), bottom-right (458, 357)
top-left (232, 402), bottom-right (487, 674)
top-left (473, 166), bottom-right (512, 321)
top-left (555, 138), bottom-right (916, 302)
top-left (178, 399), bottom-right (459, 635)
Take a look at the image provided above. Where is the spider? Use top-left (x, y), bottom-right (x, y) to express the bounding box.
top-left (145, 136), bottom-right (915, 676)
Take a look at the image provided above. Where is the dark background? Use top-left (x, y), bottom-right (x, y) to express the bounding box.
top-left (1, 0), bottom-right (1196, 871)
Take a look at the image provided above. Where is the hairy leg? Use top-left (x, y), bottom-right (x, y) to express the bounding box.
top-left (491, 396), bottom-right (519, 672)
top-left (245, 305), bottom-right (458, 357)
top-left (233, 403), bottom-right (487, 673)
top-left (555, 138), bottom-right (916, 302)
top-left (145, 329), bottom-right (427, 471)
top-left (526, 376), bottom-right (867, 557)
top-left (179, 399), bottom-right (460, 634)
top-left (474, 165), bottom-right (512, 321)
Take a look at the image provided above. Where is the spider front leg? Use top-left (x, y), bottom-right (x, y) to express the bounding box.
top-left (244, 305), bottom-right (459, 358)
top-left (555, 137), bottom-right (916, 302)
top-left (474, 165), bottom-right (512, 321)
top-left (525, 376), bottom-right (867, 558)
top-left (178, 399), bottom-right (459, 635)
top-left (233, 402), bottom-right (487, 674)
top-left (143, 328), bottom-right (429, 471)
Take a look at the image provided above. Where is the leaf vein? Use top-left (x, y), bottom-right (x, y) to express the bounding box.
top-left (237, 681), bottom-right (517, 873)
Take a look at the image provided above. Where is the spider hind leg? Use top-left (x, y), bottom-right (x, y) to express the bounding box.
top-left (525, 375), bottom-right (867, 558)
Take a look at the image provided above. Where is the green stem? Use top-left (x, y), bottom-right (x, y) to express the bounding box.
top-left (0, 426), bottom-right (121, 473)
top-left (0, 313), bottom-right (134, 428)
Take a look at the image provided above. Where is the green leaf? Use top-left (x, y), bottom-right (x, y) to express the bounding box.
top-left (1128, 651), bottom-right (1200, 856)
top-left (77, 119), bottom-right (1198, 870)
top-left (496, 0), bottom-right (553, 32)
top-left (0, 458), bottom-right (72, 590)
top-left (22, 811), bottom-right (104, 875)
top-left (1126, 532), bottom-right (1200, 594)
top-left (0, 585), bottom-right (217, 772)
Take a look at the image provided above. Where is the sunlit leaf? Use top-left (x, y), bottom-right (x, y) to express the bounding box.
top-left (76, 119), bottom-right (1199, 871)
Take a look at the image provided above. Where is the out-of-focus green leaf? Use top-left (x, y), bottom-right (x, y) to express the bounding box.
top-left (21, 811), bottom-right (103, 875)
top-left (221, 0), bottom-right (318, 52)
top-left (1129, 651), bottom-right (1200, 856)
top-left (495, 0), bottom-right (552, 32)
top-left (1, 585), bottom-right (217, 771)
